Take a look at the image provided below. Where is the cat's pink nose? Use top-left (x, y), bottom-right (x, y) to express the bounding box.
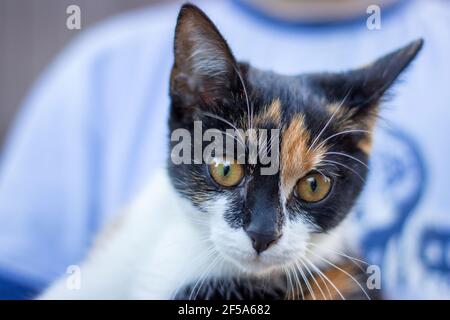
top-left (247, 230), bottom-right (281, 254)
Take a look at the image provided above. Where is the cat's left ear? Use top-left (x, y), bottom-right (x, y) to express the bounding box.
top-left (314, 39), bottom-right (423, 123)
top-left (170, 4), bottom-right (240, 106)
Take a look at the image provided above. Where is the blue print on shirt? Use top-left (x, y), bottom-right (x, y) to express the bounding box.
top-left (356, 125), bottom-right (427, 285)
top-left (420, 228), bottom-right (450, 278)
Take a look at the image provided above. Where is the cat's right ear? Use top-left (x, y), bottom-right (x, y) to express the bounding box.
top-left (170, 4), bottom-right (239, 107)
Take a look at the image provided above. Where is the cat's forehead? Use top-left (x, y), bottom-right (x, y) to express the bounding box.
top-left (247, 68), bottom-right (311, 111)
top-left (253, 97), bottom-right (332, 196)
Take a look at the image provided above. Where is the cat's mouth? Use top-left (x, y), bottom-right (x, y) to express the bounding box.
top-left (217, 245), bottom-right (302, 275)
top-left (223, 253), bottom-right (280, 274)
top-left (209, 219), bottom-right (309, 275)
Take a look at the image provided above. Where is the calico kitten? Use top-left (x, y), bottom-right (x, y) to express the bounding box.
top-left (41, 4), bottom-right (422, 300)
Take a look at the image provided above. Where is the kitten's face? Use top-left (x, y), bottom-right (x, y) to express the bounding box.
top-left (168, 4), bottom-right (422, 274)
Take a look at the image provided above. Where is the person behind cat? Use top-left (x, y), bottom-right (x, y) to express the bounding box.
top-left (0, 0), bottom-right (449, 299)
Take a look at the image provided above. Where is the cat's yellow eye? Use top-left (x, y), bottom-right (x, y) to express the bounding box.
top-left (209, 157), bottom-right (244, 187)
top-left (296, 173), bottom-right (331, 203)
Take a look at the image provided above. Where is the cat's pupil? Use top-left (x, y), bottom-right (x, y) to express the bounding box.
top-left (308, 177), bottom-right (318, 192)
top-left (222, 164), bottom-right (231, 177)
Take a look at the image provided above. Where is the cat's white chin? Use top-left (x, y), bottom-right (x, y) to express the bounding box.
top-left (219, 249), bottom-right (299, 275)
top-left (208, 197), bottom-right (312, 276)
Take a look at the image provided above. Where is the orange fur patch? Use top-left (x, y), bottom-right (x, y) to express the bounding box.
top-left (281, 115), bottom-right (327, 197)
top-left (327, 102), bottom-right (357, 131)
top-left (328, 102), bottom-right (378, 155)
top-left (357, 138), bottom-right (373, 154)
top-left (359, 105), bottom-right (378, 155)
top-left (254, 99), bottom-right (281, 127)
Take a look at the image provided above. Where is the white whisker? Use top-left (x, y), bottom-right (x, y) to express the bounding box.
top-left (306, 248), bottom-right (371, 300)
top-left (308, 242), bottom-right (369, 270)
top-left (233, 65), bottom-right (253, 131)
top-left (283, 266), bottom-right (294, 300)
top-left (221, 130), bottom-right (247, 151)
top-left (316, 129), bottom-right (371, 150)
top-left (321, 159), bottom-right (365, 182)
top-left (299, 258), bottom-right (327, 300)
top-left (290, 262), bottom-right (305, 300)
top-left (303, 256), bottom-right (343, 300)
top-left (308, 88), bottom-right (353, 154)
top-left (294, 260), bottom-right (316, 300)
top-left (324, 151), bottom-right (369, 169)
top-left (171, 245), bottom-right (216, 299)
top-left (190, 254), bottom-right (221, 300)
top-left (203, 112), bottom-right (247, 149)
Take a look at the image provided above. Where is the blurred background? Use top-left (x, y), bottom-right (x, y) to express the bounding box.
top-left (0, 0), bottom-right (168, 146)
top-left (0, 0), bottom-right (449, 300)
